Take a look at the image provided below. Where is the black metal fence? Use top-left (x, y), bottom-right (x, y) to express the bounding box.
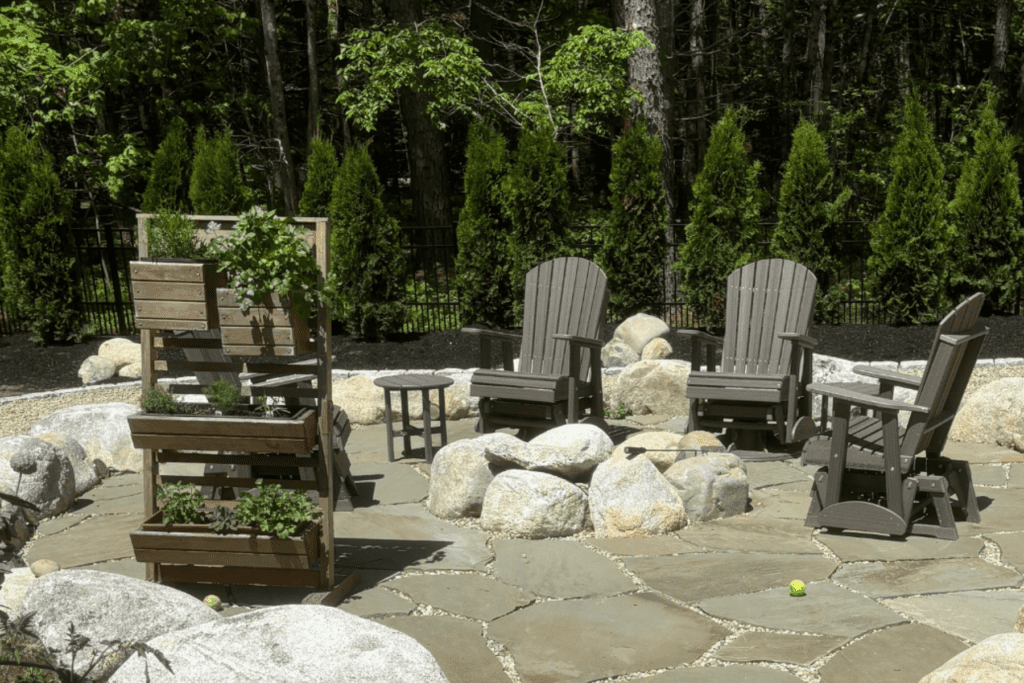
top-left (0, 220), bottom-right (1019, 337)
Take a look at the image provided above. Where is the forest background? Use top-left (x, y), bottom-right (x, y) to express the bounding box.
top-left (1, 0), bottom-right (1023, 343)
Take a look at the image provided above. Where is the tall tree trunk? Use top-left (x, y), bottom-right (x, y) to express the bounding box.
top-left (690, 0), bottom-right (707, 170)
top-left (991, 0), bottom-right (1011, 91)
top-left (326, 0), bottom-right (353, 151)
top-left (258, 0), bottom-right (298, 215)
top-left (780, 0), bottom-right (795, 133)
top-left (807, 1), bottom-right (828, 118)
top-left (1015, 54), bottom-right (1024, 135)
top-left (856, 2), bottom-right (876, 86)
top-left (305, 0), bottom-right (320, 149)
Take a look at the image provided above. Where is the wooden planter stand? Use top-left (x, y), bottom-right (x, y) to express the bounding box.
top-left (130, 259), bottom-right (227, 331)
top-left (130, 511), bottom-right (321, 586)
top-left (216, 288), bottom-right (313, 357)
top-left (128, 406), bottom-right (317, 454)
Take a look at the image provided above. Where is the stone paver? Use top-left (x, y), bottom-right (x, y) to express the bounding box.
top-left (332, 503), bottom-right (492, 571)
top-left (643, 666), bottom-right (805, 682)
top-left (23, 512), bottom-right (145, 568)
top-left (339, 585), bottom-right (416, 617)
top-left (487, 593), bottom-right (731, 683)
top-left (678, 516), bottom-right (820, 554)
top-left (961, 488), bottom-right (1024, 535)
top-left (383, 573), bottom-right (536, 621)
top-left (585, 535), bottom-right (704, 557)
top-left (79, 481), bottom-right (143, 501)
top-left (75, 557), bottom-right (146, 581)
top-left (697, 581), bottom-right (905, 636)
top-left (884, 590), bottom-right (1024, 644)
top-left (945, 442), bottom-right (1024, 464)
top-left (818, 533), bottom-right (985, 562)
top-left (492, 539), bottom-right (636, 598)
top-left (624, 552), bottom-right (836, 603)
top-left (816, 623), bottom-right (969, 683)
top-left (714, 631), bottom-right (848, 666)
top-left (349, 461), bottom-right (428, 506)
top-left (972, 465), bottom-right (1008, 487)
top-left (833, 558), bottom-right (1021, 598)
top-left (380, 615), bottom-right (511, 683)
top-left (745, 462), bottom-right (810, 490)
top-left (65, 493), bottom-right (144, 516)
top-left (988, 532), bottom-right (1024, 573)
top-left (747, 489), bottom-right (811, 519)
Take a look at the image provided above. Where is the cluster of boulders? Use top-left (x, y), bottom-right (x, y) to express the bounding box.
top-left (427, 423), bottom-right (748, 538)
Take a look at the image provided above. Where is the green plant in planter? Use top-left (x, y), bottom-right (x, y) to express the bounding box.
top-left (203, 207), bottom-right (339, 319)
top-left (207, 505), bottom-right (240, 534)
top-left (156, 481), bottom-right (207, 524)
top-left (140, 384), bottom-right (180, 414)
top-left (254, 394), bottom-right (289, 418)
top-left (234, 479), bottom-right (323, 539)
top-left (145, 210), bottom-right (214, 261)
top-left (202, 379), bottom-right (244, 415)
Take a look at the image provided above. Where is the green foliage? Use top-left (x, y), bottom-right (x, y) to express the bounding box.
top-left (455, 121), bottom-right (516, 328)
top-left (771, 119), bottom-right (852, 324)
top-left (202, 379), bottom-right (244, 414)
top-left (500, 121), bottom-right (571, 323)
top-left (947, 94), bottom-right (1024, 313)
top-left (207, 505), bottom-right (240, 534)
top-left (673, 109), bottom-right (762, 332)
top-left (156, 481), bottom-right (207, 524)
top-left (204, 208), bottom-right (338, 320)
top-left (144, 209), bottom-right (213, 260)
top-left (234, 478), bottom-right (323, 540)
top-left (299, 136), bottom-right (339, 217)
top-left (141, 384), bottom-right (180, 414)
top-left (599, 118), bottom-right (668, 319)
top-left (0, 126), bottom-right (87, 346)
top-left (328, 143), bottom-right (407, 339)
top-left (141, 117), bottom-right (191, 213)
top-left (868, 91), bottom-right (953, 325)
top-left (188, 126), bottom-right (248, 214)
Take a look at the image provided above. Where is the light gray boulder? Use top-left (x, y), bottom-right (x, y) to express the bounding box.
top-left (427, 434), bottom-right (511, 519)
top-left (77, 355), bottom-right (118, 385)
top-left (949, 378), bottom-right (1024, 451)
top-left (97, 337), bottom-right (141, 370)
top-left (483, 423), bottom-right (613, 480)
top-left (28, 402), bottom-right (143, 473)
top-left (601, 338), bottom-right (640, 368)
top-left (616, 359), bottom-right (691, 416)
top-left (0, 436), bottom-right (76, 523)
top-left (810, 355), bottom-right (917, 429)
top-left (589, 456), bottom-right (686, 537)
top-left (30, 432), bottom-right (100, 497)
top-left (117, 361), bottom-right (142, 379)
top-left (609, 431), bottom-right (688, 472)
top-left (480, 469), bottom-right (587, 538)
top-left (919, 632), bottom-right (1024, 683)
top-left (640, 337), bottom-right (672, 360)
top-left (664, 452), bottom-right (748, 523)
top-left (614, 313), bottom-right (670, 355)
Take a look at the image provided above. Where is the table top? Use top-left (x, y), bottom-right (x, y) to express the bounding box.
top-left (373, 374), bottom-right (455, 391)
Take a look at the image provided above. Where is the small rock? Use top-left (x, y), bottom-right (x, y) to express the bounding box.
top-left (640, 337), bottom-right (672, 360)
top-left (613, 313), bottom-right (670, 355)
top-left (30, 559), bottom-right (60, 577)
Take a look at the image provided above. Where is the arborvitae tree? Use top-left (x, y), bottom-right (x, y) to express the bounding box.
top-left (455, 120), bottom-right (516, 328)
top-left (599, 118), bottom-right (667, 320)
top-left (500, 120), bottom-right (570, 323)
top-left (770, 118), bottom-right (852, 324)
top-left (0, 127), bottom-right (86, 345)
top-left (868, 90), bottom-right (952, 324)
top-left (947, 94), bottom-right (1024, 314)
top-left (328, 143), bottom-right (407, 339)
top-left (673, 108), bottom-right (762, 332)
top-left (189, 127), bottom-right (248, 214)
top-left (299, 137), bottom-right (339, 217)
top-left (141, 117), bottom-right (190, 213)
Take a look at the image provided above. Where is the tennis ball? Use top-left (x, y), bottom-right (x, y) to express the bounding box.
top-left (789, 580), bottom-right (806, 597)
top-left (203, 595), bottom-right (223, 611)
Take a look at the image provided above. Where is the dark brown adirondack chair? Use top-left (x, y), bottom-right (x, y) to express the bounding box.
top-left (465, 257), bottom-right (609, 438)
top-left (681, 259), bottom-right (819, 461)
top-left (803, 293), bottom-right (988, 540)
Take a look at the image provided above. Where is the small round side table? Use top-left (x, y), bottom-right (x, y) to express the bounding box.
top-left (373, 374), bottom-right (455, 464)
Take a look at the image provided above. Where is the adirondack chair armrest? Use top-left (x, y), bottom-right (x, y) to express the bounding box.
top-left (851, 365), bottom-right (922, 391)
top-left (807, 382), bottom-right (930, 415)
top-left (777, 332), bottom-right (818, 348)
top-left (552, 334), bottom-right (604, 392)
top-left (677, 328), bottom-right (723, 372)
top-left (550, 333), bottom-right (603, 348)
top-left (461, 327), bottom-right (521, 371)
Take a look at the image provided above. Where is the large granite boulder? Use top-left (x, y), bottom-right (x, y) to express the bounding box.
top-left (31, 432), bottom-right (101, 497)
top-left (949, 378), bottom-right (1024, 451)
top-left (919, 632), bottom-right (1024, 683)
top-left (98, 338), bottom-right (141, 371)
top-left (0, 436), bottom-right (76, 523)
top-left (640, 337), bottom-right (672, 360)
top-left (28, 402), bottom-right (143, 473)
top-left (588, 456), bottom-right (686, 537)
top-left (664, 452), bottom-right (748, 523)
top-left (77, 355), bottom-right (119, 385)
top-left (615, 360), bottom-right (691, 416)
top-left (427, 434), bottom-right (510, 519)
top-left (601, 338), bottom-right (640, 368)
top-left (613, 313), bottom-right (670, 355)
top-left (480, 469), bottom-right (587, 538)
top-left (610, 431), bottom-right (689, 472)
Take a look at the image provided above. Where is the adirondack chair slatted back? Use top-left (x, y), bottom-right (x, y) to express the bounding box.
top-left (519, 257), bottom-right (608, 381)
top-left (720, 259), bottom-right (816, 375)
top-left (902, 294), bottom-right (987, 456)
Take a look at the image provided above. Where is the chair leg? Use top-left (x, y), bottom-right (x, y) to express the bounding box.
top-left (908, 475), bottom-right (959, 540)
top-left (687, 399), bottom-right (700, 434)
top-left (938, 460), bottom-right (981, 523)
top-left (477, 398), bottom-right (492, 434)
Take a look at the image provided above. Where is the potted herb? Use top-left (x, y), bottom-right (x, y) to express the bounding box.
top-left (127, 381), bottom-right (317, 453)
top-left (203, 207), bottom-right (339, 356)
top-left (130, 479), bottom-right (323, 571)
top-left (129, 210), bottom-right (228, 331)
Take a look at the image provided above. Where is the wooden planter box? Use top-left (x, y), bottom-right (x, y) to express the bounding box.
top-left (130, 510), bottom-right (320, 571)
top-left (216, 288), bottom-right (313, 356)
top-left (130, 259), bottom-right (227, 331)
top-left (127, 406), bottom-right (317, 454)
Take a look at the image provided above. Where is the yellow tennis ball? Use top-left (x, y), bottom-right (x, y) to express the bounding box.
top-left (203, 595), bottom-right (223, 611)
top-left (789, 580), bottom-right (805, 597)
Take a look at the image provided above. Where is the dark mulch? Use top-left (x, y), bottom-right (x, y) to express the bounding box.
top-left (2, 315), bottom-right (1022, 399)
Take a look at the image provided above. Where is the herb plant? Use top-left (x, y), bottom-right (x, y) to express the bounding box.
top-left (207, 505), bottom-right (240, 534)
top-left (140, 384), bottom-right (179, 414)
top-left (156, 482), bottom-right (207, 524)
top-left (202, 379), bottom-right (243, 415)
top-left (254, 394), bottom-right (289, 418)
top-left (234, 479), bottom-right (322, 539)
top-left (144, 210), bottom-right (212, 260)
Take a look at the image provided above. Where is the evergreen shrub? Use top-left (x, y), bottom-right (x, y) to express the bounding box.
top-left (500, 120), bottom-right (570, 324)
top-left (868, 90), bottom-right (952, 325)
top-left (299, 136), bottom-right (339, 217)
top-left (0, 127), bottom-right (87, 345)
top-left (673, 108), bottom-right (762, 332)
top-left (189, 127), bottom-right (248, 215)
top-left (455, 120), bottom-right (515, 328)
top-left (770, 118), bottom-right (851, 324)
top-left (947, 94), bottom-right (1024, 314)
top-left (141, 117), bottom-right (191, 213)
top-left (328, 143), bottom-right (407, 339)
top-left (599, 118), bottom-right (667, 320)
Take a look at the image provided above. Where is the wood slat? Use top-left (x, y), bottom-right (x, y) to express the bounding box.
top-left (156, 450), bottom-right (320, 468)
top-left (152, 563), bottom-right (322, 587)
